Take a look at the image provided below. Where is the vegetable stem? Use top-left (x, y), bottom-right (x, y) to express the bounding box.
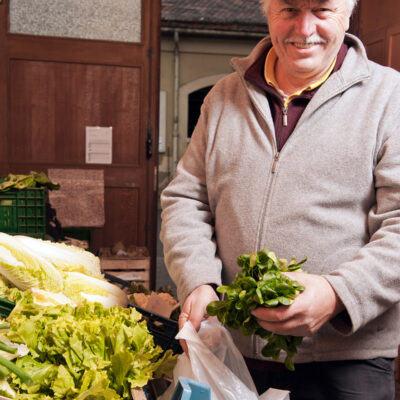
top-left (0, 353), bottom-right (32, 385)
top-left (0, 339), bottom-right (17, 354)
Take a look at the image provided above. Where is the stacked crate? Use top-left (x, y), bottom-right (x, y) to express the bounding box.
top-left (99, 246), bottom-right (150, 289)
top-left (0, 188), bottom-right (46, 239)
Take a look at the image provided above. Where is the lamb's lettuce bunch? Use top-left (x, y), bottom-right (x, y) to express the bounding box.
top-left (207, 248), bottom-right (306, 371)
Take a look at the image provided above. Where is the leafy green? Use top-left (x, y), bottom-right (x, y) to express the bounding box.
top-left (14, 236), bottom-right (102, 278)
top-left (0, 172), bottom-right (59, 192)
top-left (0, 379), bottom-right (16, 398)
top-left (0, 234), bottom-right (63, 293)
top-left (3, 293), bottom-right (176, 398)
top-left (62, 272), bottom-right (128, 308)
top-left (206, 248), bottom-right (306, 371)
top-left (0, 233), bottom-right (128, 309)
top-left (0, 276), bottom-right (22, 306)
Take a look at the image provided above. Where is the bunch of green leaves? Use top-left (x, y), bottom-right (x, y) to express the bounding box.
top-left (0, 172), bottom-right (59, 192)
top-left (127, 283), bottom-right (151, 296)
top-left (206, 248), bottom-right (306, 371)
top-left (2, 293), bottom-right (177, 399)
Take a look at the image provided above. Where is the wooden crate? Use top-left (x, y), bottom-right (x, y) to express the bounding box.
top-left (100, 255), bottom-right (150, 288)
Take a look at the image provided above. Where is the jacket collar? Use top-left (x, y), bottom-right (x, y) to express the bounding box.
top-left (231, 33), bottom-right (371, 97)
top-left (230, 34), bottom-right (371, 135)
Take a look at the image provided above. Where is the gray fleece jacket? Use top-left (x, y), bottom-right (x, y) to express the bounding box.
top-left (160, 34), bottom-right (400, 362)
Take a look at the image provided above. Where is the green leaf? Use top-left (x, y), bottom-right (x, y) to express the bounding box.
top-left (249, 252), bottom-right (257, 267)
top-left (51, 364), bottom-right (75, 397)
top-left (284, 356), bottom-right (295, 371)
top-left (277, 296), bottom-right (294, 306)
top-left (265, 298), bottom-right (279, 307)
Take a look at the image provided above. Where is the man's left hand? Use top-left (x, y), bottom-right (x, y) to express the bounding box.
top-left (251, 272), bottom-right (344, 337)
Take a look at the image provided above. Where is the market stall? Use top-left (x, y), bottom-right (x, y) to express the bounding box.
top-left (0, 173), bottom-right (179, 399)
top-left (0, 172), bottom-right (294, 400)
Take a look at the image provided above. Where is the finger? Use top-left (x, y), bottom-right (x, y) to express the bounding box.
top-left (187, 307), bottom-right (206, 331)
top-left (205, 314), bottom-right (218, 322)
top-left (178, 310), bottom-right (189, 331)
top-left (257, 319), bottom-right (306, 336)
top-left (251, 306), bottom-right (293, 322)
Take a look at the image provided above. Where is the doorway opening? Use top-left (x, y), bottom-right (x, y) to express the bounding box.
top-left (187, 85), bottom-right (213, 141)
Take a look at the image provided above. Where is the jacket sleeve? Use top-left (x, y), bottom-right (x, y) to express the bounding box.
top-left (160, 98), bottom-right (222, 304)
top-left (326, 88), bottom-right (400, 335)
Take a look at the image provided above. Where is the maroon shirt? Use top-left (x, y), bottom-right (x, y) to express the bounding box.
top-left (244, 42), bottom-right (349, 151)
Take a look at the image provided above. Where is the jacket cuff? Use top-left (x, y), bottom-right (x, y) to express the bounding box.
top-left (330, 310), bottom-right (352, 335)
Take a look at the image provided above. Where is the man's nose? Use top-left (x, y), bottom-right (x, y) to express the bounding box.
top-left (294, 10), bottom-right (317, 37)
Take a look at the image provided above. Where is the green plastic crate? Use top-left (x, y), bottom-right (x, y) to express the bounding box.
top-left (0, 188), bottom-right (46, 238)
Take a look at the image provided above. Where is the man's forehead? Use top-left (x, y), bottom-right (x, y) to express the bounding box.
top-left (277, 0), bottom-right (338, 6)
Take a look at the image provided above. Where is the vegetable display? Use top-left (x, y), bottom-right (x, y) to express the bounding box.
top-left (0, 233), bottom-right (178, 398)
top-left (14, 236), bottom-right (101, 277)
top-left (0, 294), bottom-right (176, 399)
top-left (206, 248), bottom-right (306, 371)
top-left (0, 233), bottom-right (127, 308)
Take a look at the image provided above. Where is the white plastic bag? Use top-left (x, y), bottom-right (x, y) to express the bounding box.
top-left (180, 319), bottom-right (258, 400)
top-left (158, 319), bottom-right (290, 400)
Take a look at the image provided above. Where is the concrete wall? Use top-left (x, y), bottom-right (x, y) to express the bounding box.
top-left (9, 0), bottom-right (142, 42)
top-left (158, 33), bottom-right (266, 190)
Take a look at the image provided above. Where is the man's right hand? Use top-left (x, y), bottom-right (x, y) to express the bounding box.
top-left (178, 284), bottom-right (219, 355)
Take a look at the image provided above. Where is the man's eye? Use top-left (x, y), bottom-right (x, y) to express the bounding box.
top-left (281, 7), bottom-right (299, 16)
top-left (314, 8), bottom-right (331, 14)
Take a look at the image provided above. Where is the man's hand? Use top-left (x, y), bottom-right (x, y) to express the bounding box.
top-left (251, 272), bottom-right (344, 337)
top-left (178, 284), bottom-right (219, 355)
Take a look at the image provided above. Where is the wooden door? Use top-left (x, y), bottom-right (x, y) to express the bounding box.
top-left (358, 0), bottom-right (400, 72)
top-left (0, 0), bottom-right (160, 287)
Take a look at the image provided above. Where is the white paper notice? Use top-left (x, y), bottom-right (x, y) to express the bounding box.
top-left (85, 126), bottom-right (112, 164)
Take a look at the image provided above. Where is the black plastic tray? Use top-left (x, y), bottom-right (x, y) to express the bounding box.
top-left (104, 272), bottom-right (182, 355)
top-left (132, 305), bottom-right (183, 355)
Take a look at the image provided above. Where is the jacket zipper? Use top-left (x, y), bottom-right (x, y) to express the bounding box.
top-left (282, 105), bottom-right (288, 127)
top-left (272, 152), bottom-right (280, 173)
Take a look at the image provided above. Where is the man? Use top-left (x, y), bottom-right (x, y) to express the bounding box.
top-left (160, 0), bottom-right (400, 398)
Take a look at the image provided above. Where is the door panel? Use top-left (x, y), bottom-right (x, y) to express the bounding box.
top-left (387, 25), bottom-right (400, 70)
top-left (359, 0), bottom-right (400, 72)
top-left (0, 0), bottom-right (160, 288)
top-left (362, 29), bottom-right (387, 66)
top-left (10, 60), bottom-right (142, 165)
top-left (103, 187), bottom-right (140, 246)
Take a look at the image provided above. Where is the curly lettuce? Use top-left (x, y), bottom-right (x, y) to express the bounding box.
top-left (4, 295), bottom-right (176, 398)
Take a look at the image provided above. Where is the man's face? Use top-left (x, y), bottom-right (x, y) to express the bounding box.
top-left (267, 0), bottom-right (350, 83)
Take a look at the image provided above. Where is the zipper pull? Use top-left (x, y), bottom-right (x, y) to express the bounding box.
top-left (282, 106), bottom-right (288, 127)
top-left (272, 153), bottom-right (280, 173)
